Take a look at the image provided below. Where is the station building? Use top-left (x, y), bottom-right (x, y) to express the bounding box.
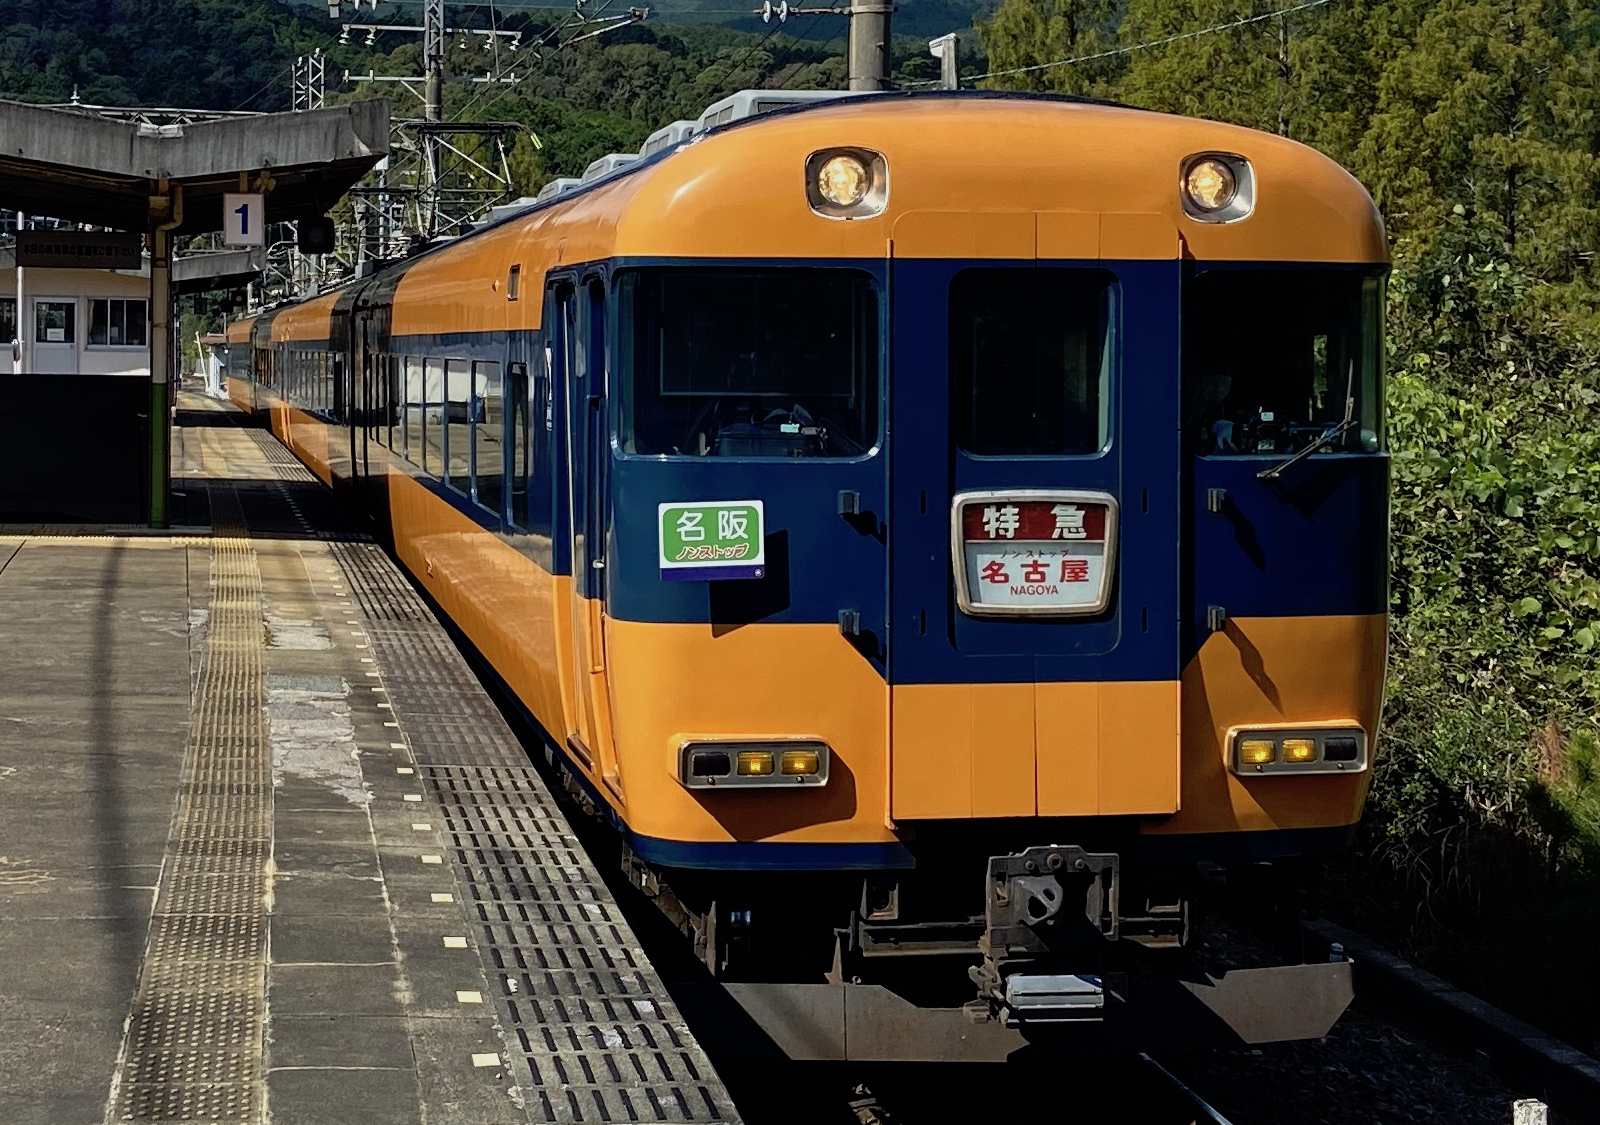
top-left (1, 241), bottom-right (152, 377)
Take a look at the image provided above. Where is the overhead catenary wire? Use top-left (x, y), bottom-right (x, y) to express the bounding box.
top-left (776, 2), bottom-right (847, 89)
top-left (909, 0), bottom-right (1335, 88)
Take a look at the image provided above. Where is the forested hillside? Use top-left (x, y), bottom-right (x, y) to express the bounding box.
top-left (979, 0), bottom-right (1600, 1052)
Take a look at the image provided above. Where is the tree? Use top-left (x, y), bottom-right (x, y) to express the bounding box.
top-left (976, 0), bottom-right (1124, 96)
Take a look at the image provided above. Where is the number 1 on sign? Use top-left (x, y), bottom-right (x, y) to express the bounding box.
top-left (222, 193), bottom-right (264, 247)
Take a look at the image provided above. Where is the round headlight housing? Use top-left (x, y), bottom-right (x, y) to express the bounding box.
top-left (1185, 158), bottom-right (1236, 212)
top-left (1179, 153), bottom-right (1255, 223)
top-left (817, 154), bottom-right (870, 207)
top-left (805, 148), bottom-right (888, 219)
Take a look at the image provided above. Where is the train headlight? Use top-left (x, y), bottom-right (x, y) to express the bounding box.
top-left (680, 740), bottom-right (831, 789)
top-left (818, 155), bottom-right (869, 206)
top-left (1230, 729), bottom-right (1369, 776)
top-left (1180, 153), bottom-right (1255, 223)
top-left (806, 148), bottom-right (888, 219)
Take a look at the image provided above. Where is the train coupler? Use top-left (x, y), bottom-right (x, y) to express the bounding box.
top-left (972, 844), bottom-right (1122, 1024)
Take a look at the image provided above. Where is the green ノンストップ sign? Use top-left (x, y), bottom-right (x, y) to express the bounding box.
top-left (658, 500), bottom-right (765, 581)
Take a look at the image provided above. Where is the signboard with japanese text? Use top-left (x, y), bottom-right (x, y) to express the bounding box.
top-left (659, 500), bottom-right (765, 581)
top-left (222, 193), bottom-right (266, 248)
top-left (15, 231), bottom-right (142, 271)
top-left (952, 491), bottom-right (1118, 617)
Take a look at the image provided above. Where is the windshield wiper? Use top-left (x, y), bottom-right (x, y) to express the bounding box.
top-left (1257, 360), bottom-right (1357, 481)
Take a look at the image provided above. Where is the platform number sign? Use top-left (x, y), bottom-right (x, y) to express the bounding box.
top-left (659, 500), bottom-right (765, 582)
top-left (223, 193), bottom-right (265, 248)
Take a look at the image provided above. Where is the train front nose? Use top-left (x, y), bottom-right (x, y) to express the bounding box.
top-left (884, 218), bottom-right (1184, 821)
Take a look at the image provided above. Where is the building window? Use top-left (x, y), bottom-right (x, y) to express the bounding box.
top-left (89, 298), bottom-right (148, 347)
top-left (0, 297), bottom-right (14, 343)
top-left (36, 301), bottom-right (74, 344)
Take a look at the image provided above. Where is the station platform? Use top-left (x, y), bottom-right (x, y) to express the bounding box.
top-left (0, 395), bottom-right (739, 1124)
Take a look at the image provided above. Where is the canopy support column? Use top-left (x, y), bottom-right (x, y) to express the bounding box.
top-left (148, 185), bottom-right (182, 528)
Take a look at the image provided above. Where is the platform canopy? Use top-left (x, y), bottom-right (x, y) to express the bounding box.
top-left (0, 98), bottom-right (389, 528)
top-left (0, 99), bottom-right (389, 232)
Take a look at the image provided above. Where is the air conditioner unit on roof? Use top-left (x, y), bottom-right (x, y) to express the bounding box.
top-left (640, 120), bottom-right (697, 158)
top-left (534, 177), bottom-right (582, 202)
top-left (692, 89), bottom-right (858, 134)
top-left (487, 196), bottom-right (540, 224)
top-left (581, 153), bottom-right (639, 182)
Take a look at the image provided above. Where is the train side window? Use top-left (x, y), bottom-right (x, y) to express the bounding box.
top-left (385, 356), bottom-right (397, 450)
top-left (403, 356), bottom-right (425, 469)
top-left (473, 361), bottom-right (503, 511)
top-left (446, 359), bottom-right (471, 493)
top-left (949, 268), bottom-right (1114, 457)
top-left (423, 358), bottom-right (445, 476)
top-left (509, 362), bottom-right (529, 527)
top-left (507, 264), bottom-right (521, 301)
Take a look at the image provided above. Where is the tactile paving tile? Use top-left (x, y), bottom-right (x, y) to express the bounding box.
top-left (319, 538), bottom-right (739, 1123)
top-left (112, 483), bottom-right (269, 1123)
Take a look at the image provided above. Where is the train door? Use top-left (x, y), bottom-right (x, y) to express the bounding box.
top-left (552, 277), bottom-right (621, 791)
top-left (886, 214), bottom-right (1183, 822)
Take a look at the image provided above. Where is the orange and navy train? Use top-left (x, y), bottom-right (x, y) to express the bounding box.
top-left (229, 90), bottom-right (1387, 1047)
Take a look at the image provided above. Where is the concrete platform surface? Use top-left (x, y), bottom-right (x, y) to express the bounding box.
top-left (0, 396), bottom-right (738, 1124)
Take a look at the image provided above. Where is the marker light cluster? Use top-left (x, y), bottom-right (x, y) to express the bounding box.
top-left (1180, 152), bottom-right (1255, 223)
top-left (1231, 728), bottom-right (1367, 776)
top-left (805, 148), bottom-right (888, 219)
top-left (680, 740), bottom-right (831, 790)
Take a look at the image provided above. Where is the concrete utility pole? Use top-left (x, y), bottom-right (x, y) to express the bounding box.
top-left (848, 2), bottom-right (894, 91)
top-left (758, 1), bottom-right (894, 90)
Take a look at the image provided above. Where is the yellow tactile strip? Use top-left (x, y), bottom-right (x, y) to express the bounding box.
top-left (111, 485), bottom-right (268, 1124)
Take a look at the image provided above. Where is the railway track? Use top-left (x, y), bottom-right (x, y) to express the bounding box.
top-left (716, 1054), bottom-right (1237, 1124)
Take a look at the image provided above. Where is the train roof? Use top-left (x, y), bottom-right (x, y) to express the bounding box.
top-left (236, 90), bottom-right (1386, 341)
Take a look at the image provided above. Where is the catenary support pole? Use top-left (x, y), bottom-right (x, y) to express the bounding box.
top-left (848, 2), bottom-right (894, 91)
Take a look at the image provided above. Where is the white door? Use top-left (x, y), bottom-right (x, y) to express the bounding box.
top-left (32, 298), bottom-right (77, 374)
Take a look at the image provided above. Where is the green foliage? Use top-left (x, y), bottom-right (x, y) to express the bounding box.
top-left (0, 0), bottom-right (332, 109)
top-left (976, 0), bottom-right (1600, 1047)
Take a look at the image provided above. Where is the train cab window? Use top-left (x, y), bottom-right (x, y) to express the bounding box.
top-left (618, 269), bottom-right (879, 457)
top-left (473, 361), bottom-right (503, 510)
top-left (446, 359), bottom-right (472, 493)
top-left (1183, 269), bottom-right (1385, 457)
top-left (950, 268), bottom-right (1114, 457)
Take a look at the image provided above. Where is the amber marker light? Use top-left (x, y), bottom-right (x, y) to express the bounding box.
top-left (780, 749), bottom-right (821, 776)
top-left (1282, 738), bottom-right (1318, 764)
top-left (1237, 738), bottom-right (1277, 767)
top-left (736, 750), bottom-right (776, 777)
top-left (681, 740), bottom-right (831, 789)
